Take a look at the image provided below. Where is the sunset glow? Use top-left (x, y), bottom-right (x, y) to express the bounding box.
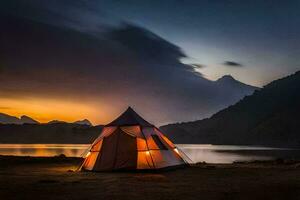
top-left (0, 97), bottom-right (111, 124)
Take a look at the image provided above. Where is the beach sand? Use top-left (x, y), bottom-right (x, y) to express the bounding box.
top-left (0, 156), bottom-right (300, 200)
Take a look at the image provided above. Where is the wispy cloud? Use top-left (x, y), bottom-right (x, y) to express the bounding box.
top-left (223, 61), bottom-right (243, 67)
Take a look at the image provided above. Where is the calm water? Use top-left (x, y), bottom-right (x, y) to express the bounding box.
top-left (0, 144), bottom-right (299, 164)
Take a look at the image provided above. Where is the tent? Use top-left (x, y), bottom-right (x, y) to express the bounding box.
top-left (80, 107), bottom-right (189, 171)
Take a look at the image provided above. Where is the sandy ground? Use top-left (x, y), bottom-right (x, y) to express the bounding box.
top-left (0, 156), bottom-right (300, 200)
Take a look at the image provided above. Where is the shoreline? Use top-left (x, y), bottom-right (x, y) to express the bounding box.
top-left (1, 155), bottom-right (300, 200)
top-left (1, 155), bottom-right (300, 167)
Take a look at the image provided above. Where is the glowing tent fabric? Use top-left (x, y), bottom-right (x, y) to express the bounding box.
top-left (80, 107), bottom-right (188, 171)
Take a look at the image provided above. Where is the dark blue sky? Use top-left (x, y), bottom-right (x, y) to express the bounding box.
top-left (2, 0), bottom-right (300, 86)
top-left (92, 0), bottom-right (300, 86)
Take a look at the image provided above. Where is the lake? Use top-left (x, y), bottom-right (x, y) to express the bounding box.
top-left (0, 144), bottom-right (299, 164)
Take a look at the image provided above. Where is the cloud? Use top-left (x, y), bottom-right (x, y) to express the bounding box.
top-left (190, 64), bottom-right (206, 69)
top-left (107, 22), bottom-right (186, 62)
top-left (223, 61), bottom-right (243, 67)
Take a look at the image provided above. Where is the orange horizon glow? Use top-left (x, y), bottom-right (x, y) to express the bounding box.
top-left (0, 97), bottom-right (114, 125)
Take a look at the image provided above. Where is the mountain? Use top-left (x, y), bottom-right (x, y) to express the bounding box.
top-left (0, 113), bottom-right (20, 124)
top-left (213, 75), bottom-right (260, 105)
top-left (0, 113), bottom-right (92, 126)
top-left (161, 71), bottom-right (300, 147)
top-left (0, 113), bottom-right (39, 124)
top-left (47, 120), bottom-right (67, 124)
top-left (19, 115), bottom-right (39, 124)
top-left (73, 119), bottom-right (92, 126)
top-left (215, 75), bottom-right (259, 91)
top-left (0, 123), bottom-right (103, 144)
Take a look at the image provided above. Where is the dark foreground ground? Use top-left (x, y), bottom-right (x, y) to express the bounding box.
top-left (0, 156), bottom-right (300, 200)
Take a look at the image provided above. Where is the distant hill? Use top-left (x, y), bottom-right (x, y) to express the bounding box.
top-left (73, 119), bottom-right (92, 126)
top-left (0, 113), bottom-right (39, 124)
top-left (0, 113), bottom-right (98, 143)
top-left (161, 71), bottom-right (300, 147)
top-left (20, 115), bottom-right (39, 124)
top-left (0, 123), bottom-right (103, 144)
top-left (47, 120), bottom-right (67, 124)
top-left (0, 113), bottom-right (92, 126)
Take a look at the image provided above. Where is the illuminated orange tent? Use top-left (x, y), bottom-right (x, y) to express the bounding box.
top-left (80, 107), bottom-right (188, 171)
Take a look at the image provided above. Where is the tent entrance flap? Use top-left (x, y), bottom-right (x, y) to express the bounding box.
top-left (113, 129), bottom-right (137, 170)
top-left (92, 129), bottom-right (137, 171)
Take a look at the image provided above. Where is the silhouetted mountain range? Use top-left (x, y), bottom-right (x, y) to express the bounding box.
top-left (0, 113), bottom-right (39, 125)
top-left (161, 71), bottom-right (300, 147)
top-left (0, 113), bottom-right (92, 126)
top-left (0, 123), bottom-right (102, 144)
top-left (47, 119), bottom-right (92, 126)
top-left (0, 112), bottom-right (98, 143)
top-left (73, 119), bottom-right (93, 126)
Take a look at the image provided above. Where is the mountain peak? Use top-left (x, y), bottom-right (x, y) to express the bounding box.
top-left (48, 120), bottom-right (67, 124)
top-left (216, 75), bottom-right (236, 82)
top-left (73, 119), bottom-right (92, 126)
top-left (20, 115), bottom-right (39, 124)
top-left (0, 113), bottom-right (39, 124)
top-left (215, 74), bottom-right (260, 90)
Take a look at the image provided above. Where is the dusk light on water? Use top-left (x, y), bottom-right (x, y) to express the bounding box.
top-left (1, 144), bottom-right (299, 164)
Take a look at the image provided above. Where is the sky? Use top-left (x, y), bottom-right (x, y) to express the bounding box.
top-left (0, 0), bottom-right (299, 125)
top-left (91, 0), bottom-right (300, 86)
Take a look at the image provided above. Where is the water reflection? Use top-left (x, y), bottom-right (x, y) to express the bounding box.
top-left (0, 144), bottom-right (89, 157)
top-left (177, 144), bottom-right (300, 164)
top-left (0, 144), bottom-right (299, 164)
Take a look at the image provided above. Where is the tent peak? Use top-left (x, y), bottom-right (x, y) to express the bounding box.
top-left (105, 107), bottom-right (153, 127)
top-left (127, 106), bottom-right (134, 111)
